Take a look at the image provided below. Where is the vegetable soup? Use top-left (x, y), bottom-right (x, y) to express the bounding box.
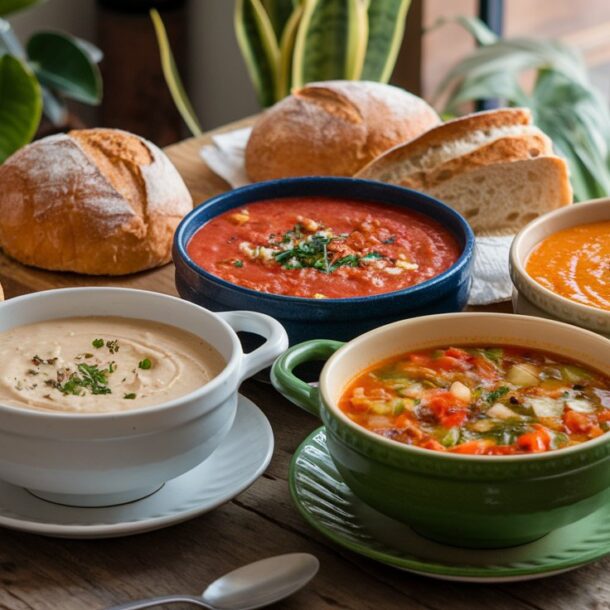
top-left (187, 197), bottom-right (460, 299)
top-left (339, 345), bottom-right (610, 454)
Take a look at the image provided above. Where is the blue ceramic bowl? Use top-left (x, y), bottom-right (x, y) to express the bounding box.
top-left (173, 177), bottom-right (475, 345)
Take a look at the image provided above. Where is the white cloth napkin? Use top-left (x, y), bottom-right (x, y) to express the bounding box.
top-left (200, 128), bottom-right (514, 306)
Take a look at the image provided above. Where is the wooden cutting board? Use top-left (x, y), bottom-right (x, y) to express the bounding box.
top-left (0, 116), bottom-right (255, 300)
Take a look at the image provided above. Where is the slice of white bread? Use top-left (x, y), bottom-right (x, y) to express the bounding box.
top-left (426, 157), bottom-right (573, 235)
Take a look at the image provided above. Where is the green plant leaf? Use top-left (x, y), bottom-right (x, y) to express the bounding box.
top-left (361, 0), bottom-right (410, 82)
top-left (292, 0), bottom-right (367, 87)
top-left (150, 9), bottom-right (201, 136)
top-left (429, 15), bottom-right (498, 46)
top-left (435, 37), bottom-right (588, 104)
top-left (235, 0), bottom-right (280, 107)
top-left (277, 2), bottom-right (303, 98)
top-left (261, 0), bottom-right (296, 39)
top-left (443, 71), bottom-right (530, 113)
top-left (0, 0), bottom-right (43, 17)
top-left (26, 32), bottom-right (102, 104)
top-left (531, 70), bottom-right (610, 201)
top-left (0, 54), bottom-right (42, 162)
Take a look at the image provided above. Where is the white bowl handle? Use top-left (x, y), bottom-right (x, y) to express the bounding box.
top-left (217, 311), bottom-right (289, 383)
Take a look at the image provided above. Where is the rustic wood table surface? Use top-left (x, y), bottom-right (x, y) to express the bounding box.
top-left (0, 119), bottom-right (607, 610)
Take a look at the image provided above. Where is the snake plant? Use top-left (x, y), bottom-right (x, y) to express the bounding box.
top-left (0, 0), bottom-right (103, 163)
top-left (434, 16), bottom-right (610, 202)
top-left (235, 0), bottom-right (412, 107)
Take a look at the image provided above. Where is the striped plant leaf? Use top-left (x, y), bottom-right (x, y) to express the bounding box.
top-left (235, 0), bottom-right (280, 107)
top-left (261, 0), bottom-right (297, 39)
top-left (292, 0), bottom-right (367, 87)
top-left (0, 54), bottom-right (42, 162)
top-left (361, 0), bottom-right (410, 82)
top-left (277, 2), bottom-right (303, 98)
top-left (150, 9), bottom-right (201, 136)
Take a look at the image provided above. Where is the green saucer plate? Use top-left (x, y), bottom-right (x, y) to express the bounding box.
top-left (289, 428), bottom-right (610, 582)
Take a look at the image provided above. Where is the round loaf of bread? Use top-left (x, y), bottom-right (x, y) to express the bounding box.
top-left (245, 80), bottom-right (440, 181)
top-left (0, 128), bottom-right (193, 275)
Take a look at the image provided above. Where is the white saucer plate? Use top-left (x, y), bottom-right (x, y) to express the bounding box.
top-left (0, 394), bottom-right (273, 539)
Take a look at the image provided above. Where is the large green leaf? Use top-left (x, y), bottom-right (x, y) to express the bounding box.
top-left (235, 0), bottom-right (280, 107)
top-left (0, 0), bottom-right (42, 17)
top-left (262, 0), bottom-right (296, 39)
top-left (292, 0), bottom-right (367, 87)
top-left (277, 2), bottom-right (303, 98)
top-left (0, 54), bottom-right (41, 162)
top-left (150, 9), bottom-right (201, 136)
top-left (27, 32), bottom-right (102, 104)
top-left (361, 0), bottom-right (410, 82)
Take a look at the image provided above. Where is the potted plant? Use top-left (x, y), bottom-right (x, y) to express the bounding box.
top-left (150, 0), bottom-right (412, 135)
top-left (0, 0), bottom-right (103, 162)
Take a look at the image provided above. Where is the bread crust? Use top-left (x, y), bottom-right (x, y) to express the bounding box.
top-left (398, 133), bottom-right (553, 190)
top-left (0, 129), bottom-right (193, 275)
top-left (358, 108), bottom-right (532, 175)
top-left (245, 80), bottom-right (440, 181)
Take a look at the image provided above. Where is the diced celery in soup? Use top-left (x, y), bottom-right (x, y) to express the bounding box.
top-left (339, 346), bottom-right (610, 455)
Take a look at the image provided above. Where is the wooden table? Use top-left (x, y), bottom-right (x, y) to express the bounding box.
top-left (0, 120), bottom-right (606, 610)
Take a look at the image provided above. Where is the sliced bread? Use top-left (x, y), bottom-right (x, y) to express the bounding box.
top-left (425, 156), bottom-right (573, 235)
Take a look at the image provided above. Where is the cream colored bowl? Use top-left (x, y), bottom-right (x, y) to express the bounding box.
top-left (0, 288), bottom-right (288, 507)
top-left (510, 197), bottom-right (610, 336)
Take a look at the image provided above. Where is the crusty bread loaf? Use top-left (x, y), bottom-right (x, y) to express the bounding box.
top-left (426, 157), bottom-right (573, 235)
top-left (245, 80), bottom-right (440, 181)
top-left (0, 128), bottom-right (193, 275)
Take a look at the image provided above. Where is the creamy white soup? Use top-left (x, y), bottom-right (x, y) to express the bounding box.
top-left (0, 316), bottom-right (225, 413)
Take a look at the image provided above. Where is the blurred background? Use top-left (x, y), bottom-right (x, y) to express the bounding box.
top-left (9, 0), bottom-right (610, 145)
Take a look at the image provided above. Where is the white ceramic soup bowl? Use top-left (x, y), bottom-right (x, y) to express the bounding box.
top-left (0, 288), bottom-right (288, 507)
top-left (510, 197), bottom-right (610, 336)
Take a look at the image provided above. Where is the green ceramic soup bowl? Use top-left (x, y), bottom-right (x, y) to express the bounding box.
top-left (271, 313), bottom-right (610, 549)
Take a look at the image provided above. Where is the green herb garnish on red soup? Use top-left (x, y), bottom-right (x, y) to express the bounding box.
top-left (340, 345), bottom-right (610, 455)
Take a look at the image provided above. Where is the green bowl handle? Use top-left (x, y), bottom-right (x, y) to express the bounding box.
top-left (271, 339), bottom-right (344, 418)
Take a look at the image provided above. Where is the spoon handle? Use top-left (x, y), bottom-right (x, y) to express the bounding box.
top-left (105, 594), bottom-right (213, 609)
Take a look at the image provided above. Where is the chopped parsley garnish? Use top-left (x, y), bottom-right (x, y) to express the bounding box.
top-left (138, 358), bottom-right (152, 370)
top-left (92, 338), bottom-right (104, 349)
top-left (124, 393), bottom-right (136, 400)
top-left (271, 225), bottom-right (386, 274)
top-left (486, 386), bottom-right (510, 404)
top-left (233, 260), bottom-right (244, 268)
top-left (57, 363), bottom-right (113, 396)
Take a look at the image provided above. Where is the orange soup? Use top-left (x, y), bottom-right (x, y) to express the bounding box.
top-left (526, 220), bottom-right (610, 311)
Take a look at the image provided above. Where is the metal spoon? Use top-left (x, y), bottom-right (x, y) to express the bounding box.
top-left (106, 553), bottom-right (319, 610)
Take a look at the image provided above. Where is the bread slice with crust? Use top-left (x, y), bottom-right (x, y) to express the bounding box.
top-left (389, 132), bottom-right (553, 190)
top-left (356, 107), bottom-right (543, 183)
top-left (426, 156), bottom-right (573, 235)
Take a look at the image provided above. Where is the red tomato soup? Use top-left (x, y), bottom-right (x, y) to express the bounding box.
top-left (339, 345), bottom-right (610, 455)
top-left (187, 197), bottom-right (461, 298)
